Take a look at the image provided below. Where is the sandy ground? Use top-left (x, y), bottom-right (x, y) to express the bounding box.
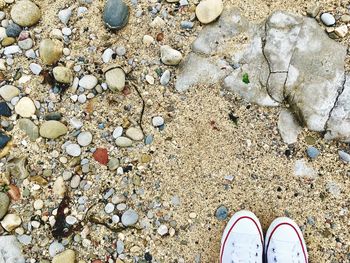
top-left (2, 0), bottom-right (350, 262)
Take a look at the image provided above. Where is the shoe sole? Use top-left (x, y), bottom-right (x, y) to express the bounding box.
top-left (220, 210), bottom-right (263, 263)
top-left (265, 217), bottom-right (308, 263)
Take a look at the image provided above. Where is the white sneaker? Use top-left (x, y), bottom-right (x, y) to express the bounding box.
top-left (220, 210), bottom-right (263, 263)
top-left (265, 217), bottom-right (308, 263)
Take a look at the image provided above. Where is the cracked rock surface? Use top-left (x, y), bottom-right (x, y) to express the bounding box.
top-left (176, 9), bottom-right (349, 142)
top-left (0, 235), bottom-right (25, 263)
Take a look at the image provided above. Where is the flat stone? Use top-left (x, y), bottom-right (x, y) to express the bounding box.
top-left (39, 39), bottom-right (63, 65)
top-left (125, 127), bottom-right (144, 141)
top-left (113, 126), bottom-right (123, 138)
top-left (157, 225), bottom-right (168, 236)
top-left (0, 85), bottom-right (19, 101)
top-left (49, 241), bottom-right (64, 257)
top-left (29, 63), bottom-right (42, 75)
top-left (53, 66), bottom-right (73, 84)
top-left (103, 0), bottom-right (129, 30)
top-left (10, 0), bottom-right (41, 27)
top-left (77, 131), bottom-right (92, 146)
top-left (320, 13), bottom-right (335, 26)
top-left (306, 4), bottom-right (320, 18)
top-left (79, 75), bottom-right (98, 90)
top-left (18, 38), bottom-right (33, 50)
top-left (0, 192), bottom-right (10, 219)
top-left (215, 205), bottom-right (228, 220)
top-left (160, 45), bottom-right (182, 65)
top-left (121, 209), bottom-right (139, 226)
top-left (306, 146), bottom-right (320, 159)
top-left (15, 97), bottom-right (35, 118)
top-left (105, 67), bottom-right (125, 92)
top-left (115, 136), bottom-right (132, 147)
top-left (18, 118), bottom-right (39, 141)
top-left (108, 157), bottom-right (119, 170)
top-left (52, 249), bottom-right (76, 263)
top-left (0, 235), bottom-right (25, 263)
top-left (66, 144), bottom-right (81, 156)
top-left (39, 121), bottom-right (68, 139)
top-left (1, 213), bottom-right (22, 231)
top-left (294, 159), bottom-right (317, 178)
top-left (335, 25), bottom-right (348, 38)
top-left (160, 70), bottom-right (171, 86)
top-left (195, 0), bottom-right (223, 24)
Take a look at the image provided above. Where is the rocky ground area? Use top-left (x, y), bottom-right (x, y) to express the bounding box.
top-left (0, 0), bottom-right (350, 262)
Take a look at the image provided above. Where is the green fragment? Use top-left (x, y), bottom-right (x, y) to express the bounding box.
top-left (242, 73), bottom-right (250, 84)
top-left (0, 184), bottom-right (10, 192)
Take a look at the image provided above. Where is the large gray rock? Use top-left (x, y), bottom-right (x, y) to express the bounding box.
top-left (176, 9), bottom-right (349, 141)
top-left (325, 76), bottom-right (350, 142)
top-left (0, 235), bottom-right (25, 263)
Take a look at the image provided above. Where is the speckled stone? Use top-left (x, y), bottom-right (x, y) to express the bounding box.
top-left (10, 0), bottom-right (41, 27)
top-left (39, 39), bottom-right (63, 65)
top-left (18, 118), bottom-right (39, 141)
top-left (53, 66), bottom-right (73, 84)
top-left (39, 121), bottom-right (68, 139)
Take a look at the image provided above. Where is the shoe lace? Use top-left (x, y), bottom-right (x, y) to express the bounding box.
top-left (269, 240), bottom-right (304, 263)
top-left (230, 234), bottom-right (261, 263)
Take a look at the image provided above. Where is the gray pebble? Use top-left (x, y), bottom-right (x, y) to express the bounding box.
top-left (160, 70), bottom-right (171, 86)
top-left (105, 203), bottom-right (115, 214)
top-left (6, 23), bottom-right (22, 37)
top-left (116, 46), bottom-right (126, 56)
top-left (49, 241), bottom-right (64, 257)
top-left (321, 13), bottom-right (336, 26)
top-left (116, 240), bottom-right (124, 254)
top-left (215, 205), bottom-right (228, 220)
top-left (152, 116), bottom-right (164, 127)
top-left (103, 0), bottom-right (129, 30)
top-left (338, 150), bottom-right (350, 163)
top-left (70, 175), bottom-right (81, 188)
top-left (77, 131), bottom-right (92, 146)
top-left (121, 209), bottom-right (139, 226)
top-left (180, 21), bottom-right (194, 29)
top-left (66, 143), bottom-right (81, 156)
top-left (307, 146), bottom-right (320, 159)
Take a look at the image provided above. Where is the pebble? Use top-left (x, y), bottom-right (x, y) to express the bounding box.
top-left (15, 97), bottom-right (36, 118)
top-left (39, 39), bottom-right (63, 65)
top-left (341, 14), bottom-right (350, 23)
top-left (49, 241), bottom-right (64, 257)
top-left (5, 23), bottom-right (22, 38)
top-left (105, 203), bottom-right (115, 214)
top-left (18, 38), bottom-right (33, 50)
top-left (150, 16), bottom-right (165, 28)
top-left (66, 144), bottom-right (81, 157)
top-left (335, 25), bottom-right (348, 38)
top-left (65, 215), bottom-right (77, 225)
top-left (69, 175), bottom-right (80, 189)
top-left (180, 21), bottom-right (194, 29)
top-left (93, 148), bottom-right (109, 165)
top-left (77, 131), bottom-right (92, 146)
top-left (113, 126), bottom-right (123, 138)
top-left (116, 46), bottom-right (126, 56)
top-left (0, 192), bottom-right (10, 219)
top-left (116, 240), bottom-right (124, 254)
top-left (144, 134), bottom-right (153, 145)
top-left (58, 8), bottom-right (72, 24)
top-left (108, 157), bottom-right (119, 170)
top-left (0, 132), bottom-right (11, 149)
top-left (215, 205), bottom-right (228, 220)
top-left (320, 13), bottom-right (336, 26)
top-left (105, 67), bottom-right (125, 91)
top-left (121, 209), bottom-right (139, 226)
top-left (125, 127), bottom-right (144, 141)
top-left (79, 75), bottom-right (98, 90)
top-left (29, 63), bottom-right (42, 75)
top-left (77, 7), bottom-right (87, 16)
top-left (4, 45), bottom-right (21, 55)
top-left (39, 121), bottom-right (68, 139)
top-left (78, 94), bottom-right (86, 103)
top-left (10, 0), bottom-right (41, 27)
top-left (338, 150), bottom-right (350, 163)
top-left (143, 35), bottom-right (154, 46)
top-left (33, 199), bottom-right (43, 210)
top-left (145, 74), bottom-right (154, 85)
top-left (307, 146), bottom-right (320, 159)
top-left (18, 119), bottom-right (39, 141)
top-left (115, 136), bottom-right (132, 147)
top-left (0, 85), bottom-right (19, 101)
top-left (53, 66), bottom-right (73, 84)
top-left (160, 70), bottom-right (171, 86)
top-left (157, 224), bottom-right (168, 236)
top-left (195, 0), bottom-right (223, 24)
top-left (52, 249), bottom-right (76, 263)
top-left (17, 234), bottom-right (32, 245)
top-left (70, 117), bottom-right (83, 129)
top-left (62, 171), bottom-right (72, 181)
top-left (160, 45), bottom-right (183, 65)
top-left (102, 48), bottom-right (114, 63)
top-left (103, 0), bottom-right (129, 30)
top-left (62, 27), bottom-right (71, 36)
top-left (307, 4), bottom-right (320, 18)
top-left (152, 116), bottom-right (164, 127)
top-left (0, 101), bottom-right (11, 117)
top-left (53, 176), bottom-right (66, 197)
top-left (1, 213), bottom-right (21, 231)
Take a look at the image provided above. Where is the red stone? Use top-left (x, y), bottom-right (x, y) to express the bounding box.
top-left (7, 184), bottom-right (21, 201)
top-left (93, 148), bottom-right (109, 165)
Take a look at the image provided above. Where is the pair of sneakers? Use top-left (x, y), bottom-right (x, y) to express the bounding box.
top-left (220, 210), bottom-right (308, 263)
